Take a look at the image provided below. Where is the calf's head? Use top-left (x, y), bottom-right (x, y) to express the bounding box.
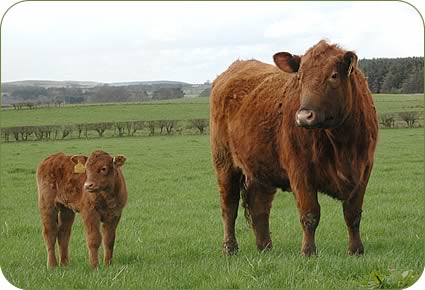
top-left (83, 150), bottom-right (126, 192)
top-left (274, 40), bottom-right (358, 129)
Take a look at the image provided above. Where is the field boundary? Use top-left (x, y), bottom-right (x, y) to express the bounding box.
top-left (1, 110), bottom-right (423, 143)
top-left (0, 118), bottom-right (209, 142)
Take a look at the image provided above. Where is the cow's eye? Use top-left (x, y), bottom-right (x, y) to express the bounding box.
top-left (100, 166), bottom-right (108, 174)
top-left (331, 72), bottom-right (338, 79)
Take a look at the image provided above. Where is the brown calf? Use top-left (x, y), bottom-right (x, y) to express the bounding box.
top-left (210, 40), bottom-right (378, 256)
top-left (36, 150), bottom-right (127, 268)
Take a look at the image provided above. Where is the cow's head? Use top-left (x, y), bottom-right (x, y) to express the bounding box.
top-left (273, 40), bottom-right (357, 129)
top-left (83, 150), bottom-right (126, 193)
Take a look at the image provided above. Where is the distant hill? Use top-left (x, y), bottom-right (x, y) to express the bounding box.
top-left (111, 80), bottom-right (191, 87)
top-left (1, 79), bottom-right (211, 106)
top-left (2, 80), bottom-right (103, 88)
top-left (1, 80), bottom-right (195, 89)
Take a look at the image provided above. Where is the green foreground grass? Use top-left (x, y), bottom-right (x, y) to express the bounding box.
top-left (0, 128), bottom-right (423, 289)
top-left (1, 94), bottom-right (423, 128)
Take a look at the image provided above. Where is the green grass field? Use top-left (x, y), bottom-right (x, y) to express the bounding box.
top-left (0, 97), bottom-right (211, 127)
top-left (1, 94), bottom-right (423, 128)
top-left (0, 127), bottom-right (423, 288)
top-left (373, 94), bottom-right (423, 114)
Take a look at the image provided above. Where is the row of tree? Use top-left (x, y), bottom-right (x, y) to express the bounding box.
top-left (2, 84), bottom-right (185, 108)
top-left (1, 119), bottom-right (209, 142)
top-left (379, 111), bottom-right (422, 128)
top-left (359, 57), bottom-right (423, 94)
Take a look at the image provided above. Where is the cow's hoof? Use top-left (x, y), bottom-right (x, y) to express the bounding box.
top-left (257, 240), bottom-right (273, 252)
top-left (222, 240), bottom-right (238, 256)
top-left (348, 243), bottom-right (364, 256)
top-left (301, 244), bottom-right (317, 257)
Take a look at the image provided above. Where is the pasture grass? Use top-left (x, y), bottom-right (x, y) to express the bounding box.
top-left (1, 94), bottom-right (423, 128)
top-left (373, 94), bottom-right (423, 114)
top-left (0, 128), bottom-right (423, 289)
top-left (0, 97), bottom-right (210, 127)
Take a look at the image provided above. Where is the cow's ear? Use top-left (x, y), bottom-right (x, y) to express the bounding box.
top-left (113, 155), bottom-right (127, 167)
top-left (273, 52), bottom-right (301, 73)
top-left (343, 51), bottom-right (358, 77)
top-left (70, 155), bottom-right (88, 165)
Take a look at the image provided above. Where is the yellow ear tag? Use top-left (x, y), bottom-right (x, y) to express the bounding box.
top-left (74, 160), bottom-right (86, 174)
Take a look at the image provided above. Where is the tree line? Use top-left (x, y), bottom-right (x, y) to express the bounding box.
top-left (2, 84), bottom-right (185, 108)
top-left (358, 57), bottom-right (423, 94)
top-left (2, 57), bottom-right (422, 108)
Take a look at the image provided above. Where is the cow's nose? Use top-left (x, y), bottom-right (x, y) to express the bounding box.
top-left (296, 109), bottom-right (317, 128)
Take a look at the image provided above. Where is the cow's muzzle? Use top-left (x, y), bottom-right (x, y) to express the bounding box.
top-left (296, 109), bottom-right (320, 128)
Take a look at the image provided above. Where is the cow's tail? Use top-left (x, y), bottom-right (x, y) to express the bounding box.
top-left (239, 175), bottom-right (253, 228)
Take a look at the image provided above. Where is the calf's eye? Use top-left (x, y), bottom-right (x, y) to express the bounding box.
top-left (331, 72), bottom-right (338, 79)
top-left (100, 166), bottom-right (108, 173)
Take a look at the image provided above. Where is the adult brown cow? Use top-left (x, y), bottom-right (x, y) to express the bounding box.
top-left (210, 40), bottom-right (378, 256)
top-left (36, 150), bottom-right (127, 268)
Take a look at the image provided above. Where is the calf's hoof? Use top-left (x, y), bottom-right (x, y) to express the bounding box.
top-left (47, 258), bottom-right (58, 269)
top-left (222, 240), bottom-right (238, 256)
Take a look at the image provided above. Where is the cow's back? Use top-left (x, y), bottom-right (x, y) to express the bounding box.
top-left (210, 60), bottom-right (284, 123)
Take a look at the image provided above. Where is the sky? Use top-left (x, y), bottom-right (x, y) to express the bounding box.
top-left (1, 1), bottom-right (424, 84)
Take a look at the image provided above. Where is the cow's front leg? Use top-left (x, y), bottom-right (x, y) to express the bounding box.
top-left (295, 187), bottom-right (320, 256)
top-left (102, 215), bottom-right (121, 266)
top-left (81, 209), bottom-right (101, 268)
top-left (343, 191), bottom-right (365, 255)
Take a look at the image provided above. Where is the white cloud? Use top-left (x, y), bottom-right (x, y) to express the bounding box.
top-left (1, 1), bottom-right (423, 83)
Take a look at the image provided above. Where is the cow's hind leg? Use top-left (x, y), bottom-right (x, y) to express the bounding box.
top-left (40, 206), bottom-right (59, 268)
top-left (217, 168), bottom-right (242, 255)
top-left (102, 215), bottom-right (121, 266)
top-left (245, 182), bottom-right (276, 251)
top-left (57, 204), bottom-right (75, 266)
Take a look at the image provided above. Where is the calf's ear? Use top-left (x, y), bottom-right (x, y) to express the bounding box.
top-left (70, 155), bottom-right (88, 165)
top-left (343, 51), bottom-right (358, 76)
top-left (273, 52), bottom-right (301, 73)
top-left (113, 155), bottom-right (127, 167)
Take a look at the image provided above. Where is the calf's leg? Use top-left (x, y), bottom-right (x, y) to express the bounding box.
top-left (40, 206), bottom-right (59, 268)
top-left (217, 169), bottom-right (241, 255)
top-left (102, 215), bottom-right (121, 266)
top-left (81, 210), bottom-right (101, 268)
top-left (57, 205), bottom-right (75, 266)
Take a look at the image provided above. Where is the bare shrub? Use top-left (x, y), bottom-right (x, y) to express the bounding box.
top-left (379, 113), bottom-right (395, 128)
top-left (189, 119), bottom-right (209, 134)
top-left (399, 111), bottom-right (420, 128)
